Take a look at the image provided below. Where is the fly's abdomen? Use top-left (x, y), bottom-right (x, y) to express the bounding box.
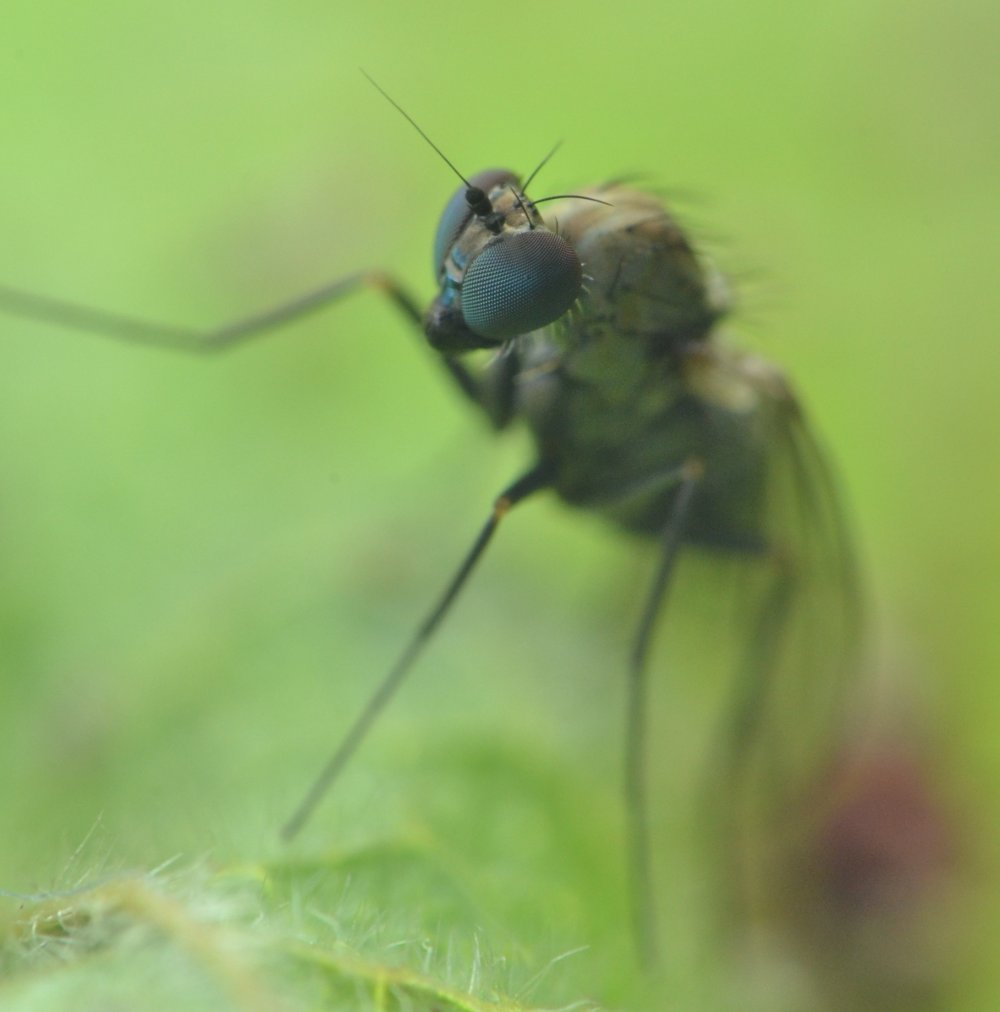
top-left (533, 374), bottom-right (773, 551)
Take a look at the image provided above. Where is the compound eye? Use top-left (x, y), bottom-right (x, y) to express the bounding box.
top-left (460, 230), bottom-right (582, 341)
top-left (432, 169), bottom-right (518, 277)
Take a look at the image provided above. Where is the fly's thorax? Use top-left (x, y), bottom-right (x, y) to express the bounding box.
top-left (425, 171), bottom-right (583, 354)
top-left (545, 185), bottom-right (730, 377)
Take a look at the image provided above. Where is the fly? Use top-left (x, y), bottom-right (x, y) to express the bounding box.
top-left (0, 76), bottom-right (862, 967)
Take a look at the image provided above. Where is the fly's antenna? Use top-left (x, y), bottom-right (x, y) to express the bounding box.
top-left (360, 70), bottom-right (470, 188)
top-left (361, 70), bottom-right (497, 219)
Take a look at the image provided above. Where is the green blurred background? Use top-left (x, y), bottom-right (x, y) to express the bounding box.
top-left (1, 0), bottom-right (997, 1007)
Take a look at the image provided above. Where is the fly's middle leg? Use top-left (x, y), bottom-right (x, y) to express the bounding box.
top-left (624, 458), bottom-right (704, 969)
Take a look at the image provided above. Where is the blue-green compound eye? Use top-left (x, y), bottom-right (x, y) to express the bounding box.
top-left (461, 231), bottom-right (583, 341)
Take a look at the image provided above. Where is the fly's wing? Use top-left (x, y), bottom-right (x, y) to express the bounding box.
top-left (738, 400), bottom-right (860, 775)
top-left (708, 392), bottom-right (864, 919)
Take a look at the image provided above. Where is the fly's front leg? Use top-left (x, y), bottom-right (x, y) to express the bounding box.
top-left (0, 271), bottom-right (513, 422)
top-left (0, 273), bottom-right (401, 352)
top-left (0, 271), bottom-right (434, 354)
top-left (367, 272), bottom-right (519, 429)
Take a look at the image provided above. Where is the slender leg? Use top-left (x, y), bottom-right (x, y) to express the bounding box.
top-left (281, 460), bottom-right (553, 840)
top-left (625, 459), bottom-right (703, 969)
top-left (0, 271), bottom-right (501, 418)
top-left (0, 272), bottom-right (411, 351)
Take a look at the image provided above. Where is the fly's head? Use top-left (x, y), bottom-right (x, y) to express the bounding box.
top-left (425, 169), bottom-right (583, 353)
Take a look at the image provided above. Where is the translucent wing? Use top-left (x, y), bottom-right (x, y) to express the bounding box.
top-left (707, 388), bottom-right (864, 919)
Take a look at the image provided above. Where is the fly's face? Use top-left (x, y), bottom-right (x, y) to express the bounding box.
top-left (425, 169), bottom-right (583, 352)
